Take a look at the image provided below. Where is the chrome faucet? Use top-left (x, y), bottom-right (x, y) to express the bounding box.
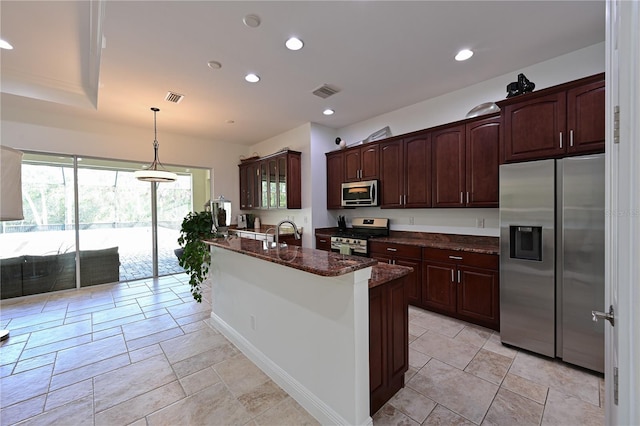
top-left (276, 220), bottom-right (301, 246)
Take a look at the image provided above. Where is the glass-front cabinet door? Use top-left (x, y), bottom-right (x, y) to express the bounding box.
top-left (260, 162), bottom-right (268, 209)
top-left (268, 159), bottom-right (277, 208)
top-left (277, 155), bottom-right (287, 208)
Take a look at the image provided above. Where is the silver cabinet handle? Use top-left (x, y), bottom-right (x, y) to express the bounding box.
top-left (319, 239), bottom-right (327, 243)
top-left (466, 192), bottom-right (469, 204)
top-left (559, 132), bottom-right (563, 149)
top-left (451, 269), bottom-right (454, 282)
top-left (400, 195), bottom-right (402, 205)
top-left (460, 192), bottom-right (463, 203)
top-left (570, 130), bottom-right (574, 147)
top-left (404, 195), bottom-right (407, 205)
top-left (386, 247), bottom-right (397, 252)
top-left (457, 270), bottom-right (461, 283)
top-left (388, 259), bottom-right (392, 264)
top-left (448, 255), bottom-right (463, 260)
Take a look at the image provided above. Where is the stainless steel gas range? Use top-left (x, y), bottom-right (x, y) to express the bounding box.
top-left (330, 217), bottom-right (389, 257)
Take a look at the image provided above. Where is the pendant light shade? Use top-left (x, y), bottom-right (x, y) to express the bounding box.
top-left (134, 107), bottom-right (177, 183)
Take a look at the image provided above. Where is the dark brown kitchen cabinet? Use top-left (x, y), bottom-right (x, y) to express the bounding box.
top-left (421, 248), bottom-right (499, 330)
top-left (466, 116), bottom-right (500, 207)
top-left (345, 144), bottom-right (379, 182)
top-left (432, 124), bottom-right (465, 207)
top-left (325, 151), bottom-right (344, 210)
top-left (379, 133), bottom-right (432, 209)
top-left (238, 150), bottom-right (301, 210)
top-left (239, 161), bottom-right (260, 209)
top-left (315, 236), bottom-right (331, 251)
top-left (431, 117), bottom-right (499, 208)
top-left (499, 73), bottom-right (604, 163)
top-left (369, 241), bottom-right (422, 306)
top-left (369, 275), bottom-right (408, 415)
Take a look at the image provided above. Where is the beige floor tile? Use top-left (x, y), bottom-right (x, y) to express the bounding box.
top-left (13, 352), bottom-right (56, 374)
top-left (405, 366), bottom-right (419, 383)
top-left (464, 348), bottom-right (512, 384)
top-left (121, 313), bottom-right (180, 341)
top-left (50, 353), bottom-right (131, 391)
top-left (599, 376), bottom-right (605, 408)
top-left (387, 386), bottom-right (436, 423)
top-left (0, 340), bottom-right (27, 366)
top-left (541, 388), bottom-right (604, 426)
top-left (509, 351), bottom-right (600, 406)
top-left (0, 394), bottom-right (46, 425)
top-left (501, 373), bottom-right (548, 404)
top-left (91, 303), bottom-right (143, 324)
top-left (93, 354), bottom-right (177, 412)
top-left (482, 332), bottom-right (518, 359)
top-left (214, 353), bottom-right (271, 396)
top-left (454, 324), bottom-right (493, 348)
top-left (372, 403), bottom-right (420, 425)
top-left (408, 359), bottom-right (498, 424)
top-left (408, 322), bottom-right (427, 339)
top-left (408, 347), bottom-right (431, 369)
top-left (410, 330), bottom-right (480, 370)
top-left (90, 312), bottom-right (146, 333)
top-left (236, 379), bottom-right (289, 416)
top-left (129, 343), bottom-right (164, 363)
top-left (0, 364), bottom-right (53, 407)
top-left (94, 380), bottom-right (185, 426)
top-left (53, 334), bottom-right (128, 374)
top-left (5, 308), bottom-right (67, 330)
top-left (160, 326), bottom-right (230, 364)
top-left (20, 335), bottom-right (93, 361)
top-left (170, 343), bottom-right (239, 378)
top-left (253, 396), bottom-right (320, 426)
top-left (146, 381), bottom-right (253, 426)
top-left (179, 366), bottom-right (222, 395)
top-left (409, 312), bottom-right (466, 338)
top-left (124, 326), bottom-right (185, 351)
top-left (422, 404), bottom-right (476, 426)
top-left (482, 388), bottom-right (544, 426)
top-left (24, 320), bottom-right (92, 349)
top-left (44, 379), bottom-right (93, 411)
top-left (18, 395), bottom-right (94, 426)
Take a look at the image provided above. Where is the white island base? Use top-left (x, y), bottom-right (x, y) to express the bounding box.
top-left (209, 246), bottom-right (373, 426)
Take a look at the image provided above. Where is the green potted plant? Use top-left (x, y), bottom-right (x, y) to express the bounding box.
top-left (177, 211), bottom-right (214, 303)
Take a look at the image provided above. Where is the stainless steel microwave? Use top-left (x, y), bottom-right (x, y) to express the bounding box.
top-left (341, 180), bottom-right (379, 207)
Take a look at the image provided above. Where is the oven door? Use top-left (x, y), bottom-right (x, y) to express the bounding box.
top-left (341, 180), bottom-right (378, 207)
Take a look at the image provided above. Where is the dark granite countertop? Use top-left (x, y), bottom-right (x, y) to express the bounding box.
top-left (369, 262), bottom-right (413, 289)
top-left (204, 236), bottom-right (377, 277)
top-left (315, 228), bottom-right (499, 255)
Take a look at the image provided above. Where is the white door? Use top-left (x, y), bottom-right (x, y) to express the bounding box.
top-left (604, 1), bottom-right (639, 424)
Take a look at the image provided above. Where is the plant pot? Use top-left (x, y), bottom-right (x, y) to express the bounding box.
top-left (174, 248), bottom-right (184, 261)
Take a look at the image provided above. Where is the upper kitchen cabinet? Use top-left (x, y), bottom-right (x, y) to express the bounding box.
top-left (379, 132), bottom-right (432, 208)
top-left (432, 116), bottom-right (500, 208)
top-left (239, 161), bottom-right (260, 209)
top-left (344, 144), bottom-right (379, 182)
top-left (238, 150), bottom-right (301, 210)
top-left (499, 73), bottom-right (604, 163)
top-left (326, 151), bottom-right (345, 210)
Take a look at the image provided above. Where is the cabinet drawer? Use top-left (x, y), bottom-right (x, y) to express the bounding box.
top-left (422, 248), bottom-right (498, 270)
top-left (369, 241), bottom-right (422, 259)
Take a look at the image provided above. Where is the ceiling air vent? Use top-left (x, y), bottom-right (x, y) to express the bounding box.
top-left (312, 84), bottom-right (340, 99)
top-left (165, 91), bottom-right (185, 104)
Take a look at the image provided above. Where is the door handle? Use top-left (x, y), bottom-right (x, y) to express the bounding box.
top-left (451, 269), bottom-right (454, 282)
top-left (570, 129), bottom-right (574, 147)
top-left (559, 132), bottom-right (563, 149)
top-left (592, 305), bottom-right (615, 326)
top-left (386, 247), bottom-right (397, 252)
top-left (457, 270), bottom-right (461, 283)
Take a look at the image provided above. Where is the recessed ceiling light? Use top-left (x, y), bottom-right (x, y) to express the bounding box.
top-left (207, 61), bottom-right (222, 69)
top-left (245, 73), bottom-right (260, 83)
top-left (455, 49), bottom-right (474, 61)
top-left (0, 39), bottom-right (13, 50)
top-left (323, 109), bottom-right (335, 116)
top-left (285, 37), bottom-right (304, 51)
top-left (243, 14), bottom-right (261, 28)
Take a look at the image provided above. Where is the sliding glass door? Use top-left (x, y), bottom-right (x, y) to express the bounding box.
top-left (0, 152), bottom-right (210, 299)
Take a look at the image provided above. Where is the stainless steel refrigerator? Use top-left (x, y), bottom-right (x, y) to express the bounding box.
top-left (499, 154), bottom-right (604, 373)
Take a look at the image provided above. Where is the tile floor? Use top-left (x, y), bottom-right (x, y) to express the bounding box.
top-left (0, 274), bottom-right (605, 425)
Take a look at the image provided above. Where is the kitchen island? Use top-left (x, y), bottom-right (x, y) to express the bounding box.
top-left (204, 236), bottom-right (410, 425)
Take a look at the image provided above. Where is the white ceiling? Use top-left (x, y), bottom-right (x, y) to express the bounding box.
top-left (0, 1), bottom-right (605, 146)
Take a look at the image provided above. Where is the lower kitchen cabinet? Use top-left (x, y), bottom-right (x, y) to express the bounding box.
top-left (369, 241), bottom-right (422, 306)
top-left (369, 275), bottom-right (408, 415)
top-left (421, 248), bottom-right (499, 330)
top-left (315, 235), bottom-right (331, 251)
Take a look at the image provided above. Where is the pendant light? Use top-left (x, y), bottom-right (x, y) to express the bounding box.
top-left (134, 107), bottom-right (177, 182)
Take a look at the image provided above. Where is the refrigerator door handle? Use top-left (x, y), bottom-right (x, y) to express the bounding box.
top-left (592, 305), bottom-right (615, 326)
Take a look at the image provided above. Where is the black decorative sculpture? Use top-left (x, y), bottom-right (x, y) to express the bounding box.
top-left (506, 73), bottom-right (536, 98)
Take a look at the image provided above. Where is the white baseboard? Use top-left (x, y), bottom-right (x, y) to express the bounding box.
top-left (210, 312), bottom-right (373, 426)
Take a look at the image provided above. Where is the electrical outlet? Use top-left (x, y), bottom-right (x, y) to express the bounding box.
top-left (409, 216), bottom-right (414, 225)
top-left (250, 315), bottom-right (256, 330)
top-left (476, 218), bottom-right (485, 228)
